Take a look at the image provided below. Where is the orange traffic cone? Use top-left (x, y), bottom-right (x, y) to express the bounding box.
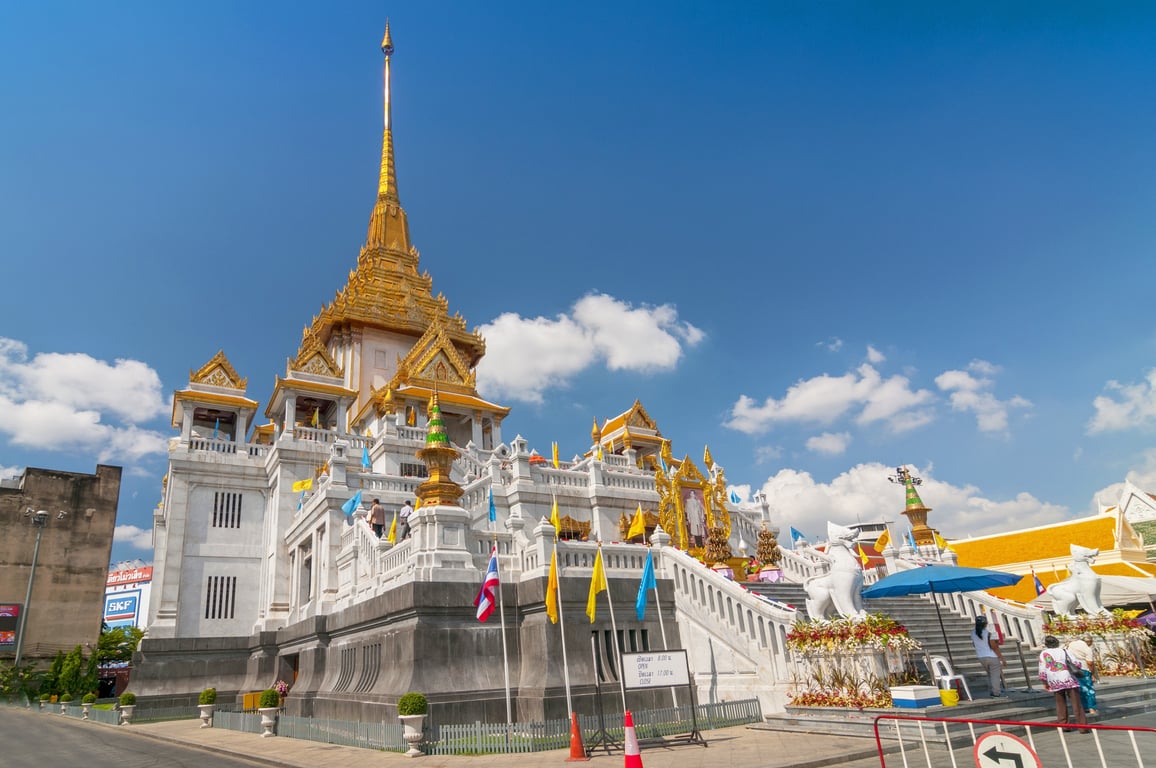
top-left (566, 711), bottom-right (589, 762)
top-left (624, 709), bottom-right (643, 768)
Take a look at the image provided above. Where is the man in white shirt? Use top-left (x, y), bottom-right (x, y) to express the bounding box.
top-left (399, 499), bottom-right (414, 540)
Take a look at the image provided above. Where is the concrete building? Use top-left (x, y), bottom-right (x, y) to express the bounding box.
top-left (0, 465), bottom-right (121, 664)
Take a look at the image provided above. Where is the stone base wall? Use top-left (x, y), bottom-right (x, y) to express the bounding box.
top-left (133, 573), bottom-right (679, 723)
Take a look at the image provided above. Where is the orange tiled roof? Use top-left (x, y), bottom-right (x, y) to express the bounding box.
top-left (952, 515), bottom-right (1116, 569)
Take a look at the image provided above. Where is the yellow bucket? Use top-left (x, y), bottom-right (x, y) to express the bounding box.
top-left (939, 689), bottom-right (959, 707)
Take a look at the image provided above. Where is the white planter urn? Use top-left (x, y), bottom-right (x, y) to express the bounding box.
top-left (399, 714), bottom-right (425, 757)
top-left (198, 703), bottom-right (215, 728)
top-left (258, 707), bottom-right (279, 738)
top-left (119, 704), bottom-right (135, 725)
top-left (60, 701), bottom-right (70, 714)
top-left (82, 703), bottom-right (93, 720)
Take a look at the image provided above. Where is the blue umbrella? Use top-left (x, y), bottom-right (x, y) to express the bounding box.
top-left (862, 565), bottom-right (1023, 666)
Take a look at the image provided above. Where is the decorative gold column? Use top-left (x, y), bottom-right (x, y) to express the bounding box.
top-left (892, 466), bottom-right (937, 546)
top-left (416, 392), bottom-right (463, 506)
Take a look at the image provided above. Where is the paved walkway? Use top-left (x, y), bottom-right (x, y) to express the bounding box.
top-left (84, 715), bottom-right (884, 768)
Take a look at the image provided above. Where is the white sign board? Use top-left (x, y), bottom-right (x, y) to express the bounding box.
top-left (973, 732), bottom-right (1041, 768)
top-left (621, 651), bottom-right (690, 689)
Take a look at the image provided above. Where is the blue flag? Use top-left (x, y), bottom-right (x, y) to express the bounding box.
top-left (341, 490), bottom-right (363, 516)
top-left (297, 490), bottom-right (304, 511)
top-left (790, 527), bottom-right (807, 546)
top-left (659, 454), bottom-right (668, 474)
top-left (906, 528), bottom-right (918, 549)
top-left (212, 418), bottom-right (219, 440)
top-left (488, 487), bottom-right (497, 522)
top-left (636, 549), bottom-right (656, 621)
top-left (361, 445), bottom-right (371, 469)
top-left (729, 489), bottom-right (741, 504)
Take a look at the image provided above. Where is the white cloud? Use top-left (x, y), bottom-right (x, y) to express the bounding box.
top-left (476, 293), bottom-right (704, 403)
top-left (935, 360), bottom-right (1031, 434)
top-left (818, 337), bottom-right (843, 352)
top-left (806, 432), bottom-right (851, 455)
top-left (725, 364), bottom-right (934, 435)
top-left (1087, 369), bottom-right (1156, 434)
top-left (0, 464), bottom-right (23, 481)
top-left (0, 338), bottom-right (170, 462)
top-left (114, 524), bottom-right (154, 550)
top-left (754, 445), bottom-right (783, 464)
top-left (866, 345), bottom-right (885, 364)
top-left (1089, 449), bottom-right (1156, 507)
top-left (760, 462), bottom-right (1069, 541)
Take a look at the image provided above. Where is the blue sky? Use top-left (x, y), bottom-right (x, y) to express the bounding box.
top-left (2, 3), bottom-right (1156, 565)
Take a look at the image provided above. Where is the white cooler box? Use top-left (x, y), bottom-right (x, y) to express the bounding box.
top-left (890, 685), bottom-right (940, 709)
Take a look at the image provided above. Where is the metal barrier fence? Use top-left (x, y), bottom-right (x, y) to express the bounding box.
top-left (872, 714), bottom-right (1156, 768)
top-left (207, 698), bottom-right (762, 755)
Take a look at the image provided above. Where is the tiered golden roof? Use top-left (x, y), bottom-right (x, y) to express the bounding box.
top-left (298, 24), bottom-right (486, 368)
top-left (189, 350), bottom-right (247, 391)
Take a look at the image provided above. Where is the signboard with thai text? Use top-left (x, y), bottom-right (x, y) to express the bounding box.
top-left (107, 567), bottom-right (153, 586)
top-left (621, 650), bottom-right (690, 689)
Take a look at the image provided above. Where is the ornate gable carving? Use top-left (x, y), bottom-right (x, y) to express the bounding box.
top-left (291, 331), bottom-right (343, 379)
top-left (189, 350), bottom-right (246, 390)
top-left (395, 318), bottom-right (476, 390)
top-left (625, 400), bottom-right (657, 430)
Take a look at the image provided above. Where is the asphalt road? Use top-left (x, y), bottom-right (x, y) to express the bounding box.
top-left (0, 707), bottom-right (266, 768)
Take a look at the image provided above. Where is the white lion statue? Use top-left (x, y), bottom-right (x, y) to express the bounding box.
top-left (1047, 544), bottom-right (1111, 617)
top-left (804, 521), bottom-right (867, 620)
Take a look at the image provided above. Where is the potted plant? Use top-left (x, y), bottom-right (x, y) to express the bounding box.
top-left (397, 692), bottom-right (428, 757)
top-left (39, 693), bottom-right (50, 711)
top-left (197, 687), bottom-right (217, 728)
top-left (59, 693), bottom-right (72, 714)
top-left (257, 688), bottom-right (280, 738)
top-left (119, 691), bottom-right (137, 725)
top-left (82, 693), bottom-right (96, 720)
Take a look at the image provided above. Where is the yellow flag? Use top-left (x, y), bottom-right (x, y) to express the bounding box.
top-left (387, 511), bottom-right (398, 544)
top-left (552, 441), bottom-right (559, 468)
top-left (873, 528), bottom-right (890, 552)
top-left (596, 444), bottom-right (603, 461)
top-left (934, 532), bottom-right (953, 551)
top-left (627, 504), bottom-right (646, 540)
top-left (414, 497), bottom-right (422, 510)
top-left (291, 478), bottom-right (313, 493)
top-left (311, 408), bottom-right (320, 427)
top-left (858, 543), bottom-right (870, 567)
top-left (586, 549), bottom-right (607, 623)
top-left (550, 495), bottom-right (561, 537)
top-left (545, 549), bottom-right (559, 624)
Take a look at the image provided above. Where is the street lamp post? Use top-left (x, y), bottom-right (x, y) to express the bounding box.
top-left (14, 509), bottom-right (49, 668)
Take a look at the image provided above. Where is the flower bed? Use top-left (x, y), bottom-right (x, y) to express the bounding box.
top-left (787, 613), bottom-right (924, 708)
top-left (1044, 610), bottom-right (1156, 676)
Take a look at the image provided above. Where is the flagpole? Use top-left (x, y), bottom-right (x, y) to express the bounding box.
top-left (600, 541), bottom-right (628, 712)
top-left (554, 538), bottom-right (575, 718)
top-left (491, 532), bottom-right (514, 742)
top-left (649, 544), bottom-right (677, 707)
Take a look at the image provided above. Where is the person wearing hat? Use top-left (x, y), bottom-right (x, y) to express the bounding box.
top-left (1065, 634), bottom-right (1098, 716)
top-left (1038, 635), bottom-right (1089, 732)
top-left (972, 615), bottom-right (1006, 697)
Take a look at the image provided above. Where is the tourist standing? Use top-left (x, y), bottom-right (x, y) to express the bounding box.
top-left (1038, 635), bottom-right (1089, 732)
top-left (399, 499), bottom-right (414, 540)
top-left (972, 615), bottom-right (1006, 697)
top-left (369, 498), bottom-right (386, 538)
top-left (1066, 634), bottom-right (1098, 716)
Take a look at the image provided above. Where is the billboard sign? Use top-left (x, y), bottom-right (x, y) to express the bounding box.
top-left (0, 604), bottom-right (21, 647)
top-left (107, 567), bottom-right (153, 587)
top-left (103, 591), bottom-right (140, 624)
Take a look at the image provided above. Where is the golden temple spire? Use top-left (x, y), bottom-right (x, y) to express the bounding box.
top-left (365, 21), bottom-right (411, 251)
top-left (378, 20), bottom-right (398, 203)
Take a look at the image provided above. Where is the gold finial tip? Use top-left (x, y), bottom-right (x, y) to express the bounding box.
top-left (381, 20), bottom-right (394, 56)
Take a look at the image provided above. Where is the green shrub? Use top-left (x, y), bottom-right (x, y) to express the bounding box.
top-left (258, 688), bottom-right (281, 708)
top-left (39, 693), bottom-right (50, 702)
top-left (60, 693), bottom-right (73, 703)
top-left (198, 687), bottom-right (217, 705)
top-left (119, 692), bottom-right (136, 706)
top-left (397, 692), bottom-right (428, 716)
top-left (82, 693), bottom-right (97, 704)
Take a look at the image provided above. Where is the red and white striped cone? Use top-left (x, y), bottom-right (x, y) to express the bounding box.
top-left (624, 709), bottom-right (643, 768)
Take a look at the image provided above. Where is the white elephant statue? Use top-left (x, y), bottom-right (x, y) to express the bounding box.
top-left (804, 521), bottom-right (867, 620)
top-left (1047, 544), bottom-right (1111, 617)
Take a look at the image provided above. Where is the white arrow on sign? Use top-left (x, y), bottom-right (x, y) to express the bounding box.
top-left (973, 732), bottom-right (1041, 768)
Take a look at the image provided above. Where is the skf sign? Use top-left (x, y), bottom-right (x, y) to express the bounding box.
top-left (104, 592), bottom-right (139, 622)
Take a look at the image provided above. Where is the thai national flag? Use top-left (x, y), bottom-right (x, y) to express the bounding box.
top-left (1032, 567), bottom-right (1045, 596)
top-left (474, 547), bottom-right (500, 622)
